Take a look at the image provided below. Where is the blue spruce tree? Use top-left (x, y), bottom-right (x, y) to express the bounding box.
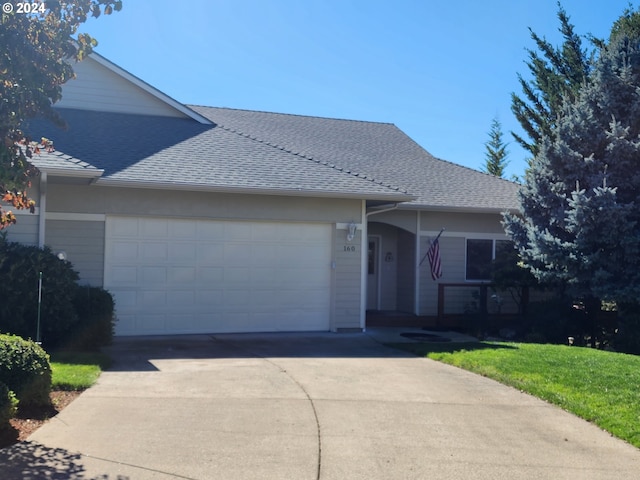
top-left (503, 32), bottom-right (640, 346)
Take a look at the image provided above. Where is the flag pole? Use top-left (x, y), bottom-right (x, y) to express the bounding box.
top-left (433, 227), bottom-right (445, 243)
top-left (419, 227), bottom-right (445, 266)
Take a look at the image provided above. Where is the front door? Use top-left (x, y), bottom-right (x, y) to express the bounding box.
top-left (366, 236), bottom-right (380, 310)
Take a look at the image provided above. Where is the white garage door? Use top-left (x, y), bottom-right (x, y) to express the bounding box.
top-left (104, 216), bottom-right (332, 335)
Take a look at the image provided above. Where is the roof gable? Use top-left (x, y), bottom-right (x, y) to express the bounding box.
top-left (56, 53), bottom-right (211, 124)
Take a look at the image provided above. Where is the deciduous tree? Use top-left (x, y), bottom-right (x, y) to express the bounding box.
top-left (0, 0), bottom-right (122, 228)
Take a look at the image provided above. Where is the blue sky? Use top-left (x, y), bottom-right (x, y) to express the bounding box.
top-left (80, 0), bottom-right (637, 179)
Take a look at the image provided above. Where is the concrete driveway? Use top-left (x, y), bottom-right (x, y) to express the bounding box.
top-left (1, 331), bottom-right (639, 479)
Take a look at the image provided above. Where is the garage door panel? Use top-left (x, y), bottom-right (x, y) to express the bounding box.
top-left (140, 290), bottom-right (166, 307)
top-left (142, 243), bottom-right (168, 260)
top-left (138, 313), bottom-right (165, 333)
top-left (141, 266), bottom-right (167, 284)
top-left (196, 221), bottom-right (225, 238)
top-left (222, 222), bottom-right (249, 241)
top-left (198, 244), bottom-right (224, 264)
top-left (141, 219), bottom-right (168, 237)
top-left (224, 244), bottom-right (252, 265)
top-left (196, 289), bottom-right (223, 305)
top-left (110, 266), bottom-right (138, 284)
top-left (198, 267), bottom-right (223, 282)
top-left (169, 243), bottom-right (196, 261)
top-left (106, 217), bottom-right (332, 335)
top-left (169, 220), bottom-right (197, 239)
top-left (225, 268), bottom-right (250, 284)
top-left (169, 266), bottom-right (196, 283)
top-left (112, 241), bottom-right (138, 261)
top-left (167, 290), bottom-right (195, 305)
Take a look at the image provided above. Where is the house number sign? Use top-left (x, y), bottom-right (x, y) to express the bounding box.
top-left (343, 245), bottom-right (357, 252)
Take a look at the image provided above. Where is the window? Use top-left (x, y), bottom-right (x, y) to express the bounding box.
top-left (466, 239), bottom-right (513, 281)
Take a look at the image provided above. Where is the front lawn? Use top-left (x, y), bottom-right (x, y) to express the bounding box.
top-left (391, 341), bottom-right (640, 448)
top-left (50, 351), bottom-right (111, 390)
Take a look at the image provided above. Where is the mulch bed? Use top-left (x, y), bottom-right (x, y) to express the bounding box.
top-left (0, 390), bottom-right (81, 449)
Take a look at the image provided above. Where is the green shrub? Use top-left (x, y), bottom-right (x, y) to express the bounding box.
top-left (523, 297), bottom-right (582, 344)
top-left (68, 286), bottom-right (116, 351)
top-left (0, 240), bottom-right (79, 348)
top-left (614, 308), bottom-right (640, 355)
top-left (0, 334), bottom-right (51, 407)
top-left (0, 381), bottom-right (18, 430)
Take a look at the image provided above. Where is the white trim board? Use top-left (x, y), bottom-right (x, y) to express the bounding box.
top-left (46, 212), bottom-right (106, 221)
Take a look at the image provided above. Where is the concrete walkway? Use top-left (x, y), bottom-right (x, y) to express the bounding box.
top-left (1, 331), bottom-right (639, 479)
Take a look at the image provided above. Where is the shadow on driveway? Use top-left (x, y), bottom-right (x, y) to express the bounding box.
top-left (102, 331), bottom-right (499, 372)
top-left (0, 441), bottom-right (129, 480)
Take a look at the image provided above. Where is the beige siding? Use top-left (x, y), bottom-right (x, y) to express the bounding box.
top-left (418, 236), bottom-right (465, 316)
top-left (4, 212), bottom-right (39, 246)
top-left (47, 184), bottom-right (361, 222)
top-left (57, 57), bottom-right (187, 118)
top-left (417, 208), bottom-right (511, 317)
top-left (2, 179), bottom-right (41, 246)
top-left (421, 211), bottom-right (506, 235)
top-left (332, 229), bottom-right (362, 330)
top-left (45, 220), bottom-right (105, 286)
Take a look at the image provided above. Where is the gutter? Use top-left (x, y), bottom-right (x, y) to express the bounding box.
top-left (366, 203), bottom-right (400, 217)
top-left (94, 178), bottom-right (415, 202)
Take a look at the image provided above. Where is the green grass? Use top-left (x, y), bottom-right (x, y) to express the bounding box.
top-left (49, 351), bottom-right (111, 391)
top-left (390, 341), bottom-right (640, 448)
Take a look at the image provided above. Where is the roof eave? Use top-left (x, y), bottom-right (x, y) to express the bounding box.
top-left (94, 178), bottom-right (415, 202)
top-left (37, 166), bottom-right (104, 179)
top-left (396, 203), bottom-right (520, 214)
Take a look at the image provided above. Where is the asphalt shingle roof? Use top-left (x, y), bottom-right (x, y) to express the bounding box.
top-left (190, 106), bottom-right (520, 211)
top-left (26, 109), bottom-right (412, 201)
top-left (26, 106), bottom-right (520, 210)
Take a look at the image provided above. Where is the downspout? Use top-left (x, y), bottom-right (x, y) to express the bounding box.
top-left (38, 171), bottom-right (47, 248)
top-left (361, 203), bottom-right (399, 331)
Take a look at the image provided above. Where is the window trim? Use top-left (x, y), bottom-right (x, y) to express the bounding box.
top-left (465, 237), bottom-right (513, 282)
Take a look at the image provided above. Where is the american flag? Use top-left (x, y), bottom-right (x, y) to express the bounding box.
top-left (427, 238), bottom-right (442, 280)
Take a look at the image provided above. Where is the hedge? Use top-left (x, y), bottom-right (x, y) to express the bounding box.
top-left (0, 381), bottom-right (18, 431)
top-left (0, 334), bottom-right (51, 407)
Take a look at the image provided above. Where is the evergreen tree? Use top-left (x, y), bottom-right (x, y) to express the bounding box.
top-left (482, 117), bottom-right (509, 177)
top-left (511, 3), bottom-right (591, 158)
top-left (503, 33), bottom-right (640, 309)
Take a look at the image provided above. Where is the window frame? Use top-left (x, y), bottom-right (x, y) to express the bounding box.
top-left (465, 238), bottom-right (513, 282)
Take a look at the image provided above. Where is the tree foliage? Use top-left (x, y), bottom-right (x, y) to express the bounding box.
top-left (482, 117), bottom-right (509, 177)
top-left (511, 3), bottom-right (592, 158)
top-left (503, 31), bottom-right (640, 307)
top-left (0, 0), bottom-right (122, 228)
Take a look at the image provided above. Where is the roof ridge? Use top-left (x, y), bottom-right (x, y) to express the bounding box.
top-left (188, 104), bottom-right (396, 128)
top-left (213, 120), bottom-right (410, 195)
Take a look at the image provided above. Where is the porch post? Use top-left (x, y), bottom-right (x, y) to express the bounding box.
top-left (414, 210), bottom-right (421, 315)
top-left (38, 171), bottom-right (47, 248)
top-left (359, 200), bottom-right (367, 331)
